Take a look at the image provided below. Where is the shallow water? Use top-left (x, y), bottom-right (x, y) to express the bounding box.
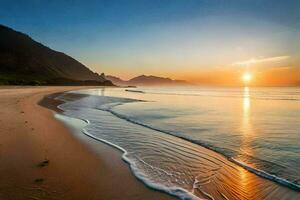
top-left (56, 87), bottom-right (300, 199)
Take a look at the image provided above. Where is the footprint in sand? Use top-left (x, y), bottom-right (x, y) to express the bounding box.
top-left (37, 160), bottom-right (50, 168)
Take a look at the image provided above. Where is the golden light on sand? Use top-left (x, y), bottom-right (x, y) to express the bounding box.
top-left (242, 72), bottom-right (252, 83)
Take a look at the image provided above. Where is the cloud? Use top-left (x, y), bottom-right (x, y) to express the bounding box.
top-left (234, 56), bottom-right (290, 66)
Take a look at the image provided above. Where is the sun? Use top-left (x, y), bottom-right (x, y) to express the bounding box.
top-left (242, 72), bottom-right (252, 83)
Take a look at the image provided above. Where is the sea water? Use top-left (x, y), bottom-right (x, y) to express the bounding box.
top-left (56, 86), bottom-right (300, 199)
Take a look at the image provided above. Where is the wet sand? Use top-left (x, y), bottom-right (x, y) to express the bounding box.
top-left (0, 86), bottom-right (175, 200)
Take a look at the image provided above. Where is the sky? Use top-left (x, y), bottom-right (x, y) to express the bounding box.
top-left (1, 0), bottom-right (300, 86)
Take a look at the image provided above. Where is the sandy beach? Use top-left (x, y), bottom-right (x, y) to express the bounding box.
top-left (0, 86), bottom-right (175, 200)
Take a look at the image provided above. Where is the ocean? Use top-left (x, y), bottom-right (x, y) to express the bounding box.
top-left (55, 86), bottom-right (300, 199)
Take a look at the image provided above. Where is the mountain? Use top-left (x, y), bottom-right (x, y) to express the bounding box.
top-left (105, 74), bottom-right (191, 86)
top-left (105, 75), bottom-right (128, 86)
top-left (0, 24), bottom-right (113, 86)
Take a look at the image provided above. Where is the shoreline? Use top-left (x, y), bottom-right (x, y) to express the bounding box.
top-left (52, 88), bottom-right (300, 200)
top-left (0, 86), bottom-right (175, 200)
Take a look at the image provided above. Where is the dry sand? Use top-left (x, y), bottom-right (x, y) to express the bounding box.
top-left (0, 86), bottom-right (175, 200)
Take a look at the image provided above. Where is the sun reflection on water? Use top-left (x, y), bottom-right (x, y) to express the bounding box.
top-left (242, 87), bottom-right (251, 136)
top-left (243, 87), bottom-right (250, 115)
top-left (239, 87), bottom-right (256, 165)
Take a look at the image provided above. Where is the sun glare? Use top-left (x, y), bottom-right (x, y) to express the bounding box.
top-left (242, 73), bottom-right (252, 83)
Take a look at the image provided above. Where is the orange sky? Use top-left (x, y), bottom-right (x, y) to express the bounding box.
top-left (181, 67), bottom-right (300, 86)
top-left (96, 55), bottom-right (300, 86)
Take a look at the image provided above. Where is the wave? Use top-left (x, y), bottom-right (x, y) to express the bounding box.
top-left (55, 92), bottom-right (300, 199)
top-left (55, 96), bottom-right (202, 200)
top-left (82, 126), bottom-right (201, 200)
top-left (231, 159), bottom-right (300, 191)
top-left (97, 99), bottom-right (300, 192)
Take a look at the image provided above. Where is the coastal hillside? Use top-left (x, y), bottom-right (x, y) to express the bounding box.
top-left (105, 75), bottom-right (128, 86)
top-left (0, 25), bottom-right (113, 85)
top-left (106, 74), bottom-right (191, 86)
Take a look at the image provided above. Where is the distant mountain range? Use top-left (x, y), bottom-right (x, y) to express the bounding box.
top-left (0, 24), bottom-right (113, 86)
top-left (105, 74), bottom-right (191, 86)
